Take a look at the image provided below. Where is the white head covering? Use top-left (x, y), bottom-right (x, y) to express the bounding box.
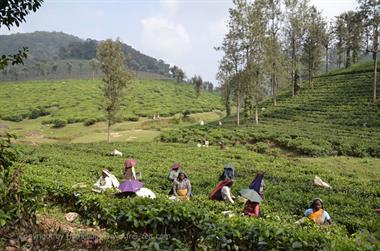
top-left (103, 169), bottom-right (120, 188)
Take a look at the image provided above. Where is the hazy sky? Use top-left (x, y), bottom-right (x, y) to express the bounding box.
top-left (1, 0), bottom-right (358, 84)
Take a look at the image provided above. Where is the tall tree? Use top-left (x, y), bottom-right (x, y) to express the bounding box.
top-left (334, 15), bottom-right (347, 68)
top-left (263, 0), bottom-right (283, 106)
top-left (191, 75), bottom-right (203, 97)
top-left (321, 21), bottom-right (333, 73)
top-left (217, 57), bottom-right (234, 117)
top-left (302, 6), bottom-right (325, 88)
top-left (221, 0), bottom-right (247, 125)
top-left (359, 0), bottom-right (379, 103)
top-left (169, 65), bottom-right (186, 83)
top-left (284, 0), bottom-right (309, 96)
top-left (243, 0), bottom-right (267, 124)
top-left (96, 39), bottom-right (131, 143)
top-left (0, 0), bottom-right (44, 69)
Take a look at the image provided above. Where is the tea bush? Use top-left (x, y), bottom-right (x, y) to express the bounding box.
top-left (0, 79), bottom-right (223, 123)
top-left (161, 63), bottom-right (380, 157)
top-left (15, 142), bottom-right (380, 250)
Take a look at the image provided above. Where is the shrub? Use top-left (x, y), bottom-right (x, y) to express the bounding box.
top-left (52, 119), bottom-right (67, 128)
top-left (28, 107), bottom-right (50, 119)
top-left (254, 142), bottom-right (269, 154)
top-left (125, 116), bottom-right (139, 122)
top-left (84, 118), bottom-right (96, 126)
top-left (3, 114), bottom-right (24, 122)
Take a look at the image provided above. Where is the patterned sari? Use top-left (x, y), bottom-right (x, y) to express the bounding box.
top-left (308, 209), bottom-right (325, 225)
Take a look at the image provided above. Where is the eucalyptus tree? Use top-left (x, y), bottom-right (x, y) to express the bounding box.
top-left (263, 0), bottom-right (283, 106)
top-left (302, 6), bottom-right (325, 88)
top-left (216, 0), bottom-right (247, 125)
top-left (284, 0), bottom-right (310, 96)
top-left (359, 0), bottom-right (379, 103)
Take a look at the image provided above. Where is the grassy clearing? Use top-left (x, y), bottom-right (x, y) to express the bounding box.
top-left (0, 111), bottom-right (225, 144)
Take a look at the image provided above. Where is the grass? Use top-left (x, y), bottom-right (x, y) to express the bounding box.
top-left (0, 111), bottom-right (225, 144)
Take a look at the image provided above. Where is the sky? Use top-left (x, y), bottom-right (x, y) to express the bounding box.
top-left (1, 0), bottom-right (358, 84)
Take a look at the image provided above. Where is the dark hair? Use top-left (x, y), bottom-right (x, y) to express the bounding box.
top-left (310, 198), bottom-right (324, 209)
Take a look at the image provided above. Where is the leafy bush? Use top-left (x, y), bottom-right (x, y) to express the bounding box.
top-left (2, 114), bottom-right (24, 122)
top-left (52, 119), bottom-right (67, 128)
top-left (28, 107), bottom-right (50, 119)
top-left (83, 118), bottom-right (96, 126)
top-left (125, 116), bottom-right (139, 122)
top-left (254, 142), bottom-right (269, 153)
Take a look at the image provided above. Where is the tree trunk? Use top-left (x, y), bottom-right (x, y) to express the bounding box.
top-left (273, 74), bottom-right (277, 106)
top-left (237, 94), bottom-right (240, 126)
top-left (255, 104), bottom-right (258, 125)
top-left (374, 51), bottom-right (378, 103)
top-left (107, 119), bottom-right (111, 143)
top-left (308, 47), bottom-right (313, 89)
top-left (272, 65), bottom-right (277, 106)
top-left (325, 46), bottom-right (329, 73)
top-left (345, 48), bottom-right (351, 68)
top-left (292, 68), bottom-right (295, 97)
top-left (291, 34), bottom-right (296, 97)
top-left (92, 71), bottom-right (95, 80)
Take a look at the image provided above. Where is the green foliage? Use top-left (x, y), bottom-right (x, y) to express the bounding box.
top-left (0, 31), bottom-right (171, 78)
top-left (96, 38), bottom-right (130, 143)
top-left (162, 64), bottom-right (380, 157)
top-left (51, 119), bottom-right (67, 128)
top-left (16, 142), bottom-right (380, 250)
top-left (83, 118), bottom-right (96, 126)
top-left (0, 0), bottom-right (44, 30)
top-left (0, 79), bottom-right (223, 123)
top-left (0, 133), bottom-right (39, 227)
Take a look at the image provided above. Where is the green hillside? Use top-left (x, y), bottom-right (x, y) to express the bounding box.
top-left (161, 62), bottom-right (380, 157)
top-left (0, 31), bottom-right (171, 80)
top-left (0, 79), bottom-right (222, 124)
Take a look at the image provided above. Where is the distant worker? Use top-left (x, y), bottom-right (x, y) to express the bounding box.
top-left (124, 158), bottom-right (140, 180)
top-left (218, 121), bottom-right (222, 126)
top-left (200, 120), bottom-right (204, 126)
top-left (172, 171), bottom-right (192, 201)
top-left (203, 139), bottom-right (209, 147)
top-left (197, 140), bottom-right (202, 148)
top-left (219, 140), bottom-right (225, 150)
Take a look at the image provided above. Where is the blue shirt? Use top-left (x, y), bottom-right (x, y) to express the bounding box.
top-left (304, 208), bottom-right (331, 224)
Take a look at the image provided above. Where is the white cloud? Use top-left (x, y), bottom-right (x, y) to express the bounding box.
top-left (141, 17), bottom-right (191, 60)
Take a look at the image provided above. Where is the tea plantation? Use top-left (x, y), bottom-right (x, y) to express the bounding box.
top-left (161, 62), bottom-right (380, 157)
top-left (0, 78), bottom-right (222, 124)
top-left (13, 142), bottom-right (380, 250)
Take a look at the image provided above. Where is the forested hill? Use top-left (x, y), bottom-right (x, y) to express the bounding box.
top-left (0, 31), bottom-right (171, 79)
top-left (161, 62), bottom-right (380, 157)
